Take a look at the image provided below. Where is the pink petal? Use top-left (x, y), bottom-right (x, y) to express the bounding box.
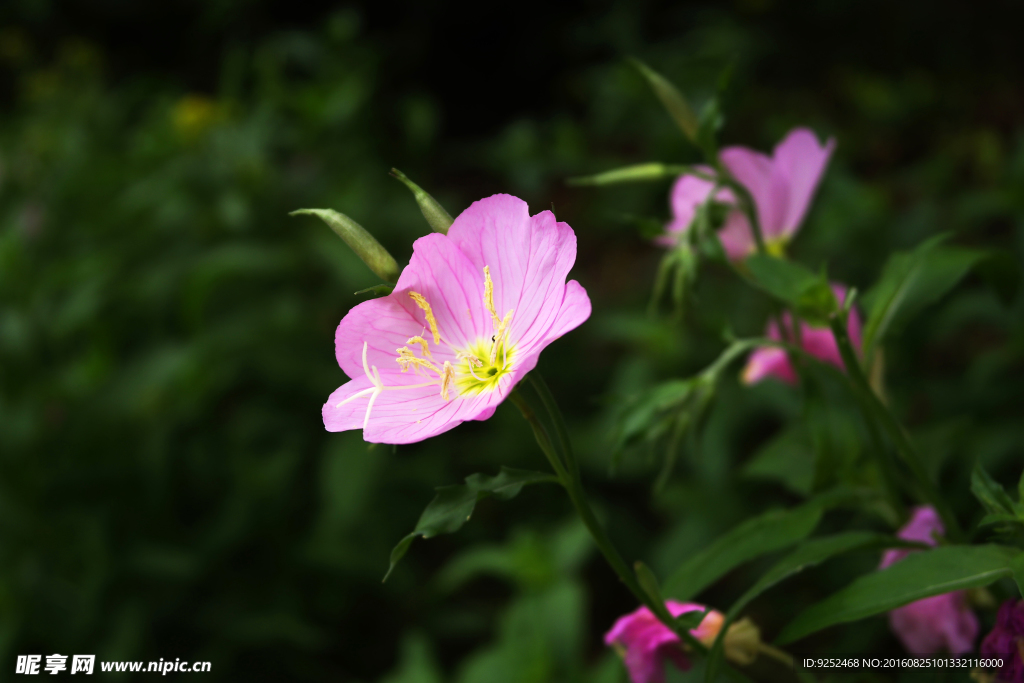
top-left (447, 194), bottom-right (585, 354)
top-left (772, 128), bottom-right (836, 239)
top-left (716, 209), bottom-right (757, 260)
top-left (665, 173), bottom-right (716, 239)
top-left (720, 145), bottom-right (788, 240)
top-left (392, 232), bottom-right (491, 351)
top-left (742, 346), bottom-right (797, 385)
top-left (322, 374), bottom-right (505, 444)
top-left (334, 296), bottom-right (435, 382)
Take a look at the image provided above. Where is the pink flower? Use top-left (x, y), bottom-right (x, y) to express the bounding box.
top-left (322, 194), bottom-right (591, 444)
top-left (605, 601), bottom-right (724, 683)
top-left (981, 600), bottom-right (1024, 683)
top-left (741, 285), bottom-right (861, 385)
top-left (663, 128), bottom-right (835, 260)
top-left (878, 506), bottom-right (979, 655)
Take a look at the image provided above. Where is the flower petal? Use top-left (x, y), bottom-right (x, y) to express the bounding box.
top-left (773, 128), bottom-right (836, 238)
top-left (335, 297), bottom-right (430, 382)
top-left (742, 346), bottom-right (796, 385)
top-left (447, 194), bottom-right (584, 353)
top-left (393, 232), bottom-right (490, 351)
top-left (720, 145), bottom-right (788, 239)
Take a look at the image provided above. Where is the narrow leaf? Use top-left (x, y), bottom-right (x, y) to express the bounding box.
top-left (971, 463), bottom-right (1016, 517)
top-left (635, 561), bottom-right (664, 606)
top-left (776, 544), bottom-right (1017, 644)
top-left (861, 236), bottom-right (985, 358)
top-left (628, 58), bottom-right (700, 141)
top-left (383, 468), bottom-right (559, 582)
top-left (662, 502), bottom-right (824, 600)
top-left (354, 284), bottom-right (395, 298)
top-left (291, 208), bottom-right (400, 283)
top-left (705, 532), bottom-right (910, 682)
top-left (567, 162), bottom-right (693, 187)
top-left (744, 254), bottom-right (837, 324)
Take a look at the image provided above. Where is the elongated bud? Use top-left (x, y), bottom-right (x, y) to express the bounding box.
top-left (629, 58), bottom-right (699, 143)
top-left (290, 208), bottom-right (400, 283)
top-left (567, 162), bottom-right (694, 187)
top-left (390, 168), bottom-right (453, 235)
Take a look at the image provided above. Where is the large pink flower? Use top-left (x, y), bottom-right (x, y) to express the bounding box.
top-left (664, 128), bottom-right (835, 260)
top-left (879, 506), bottom-right (978, 655)
top-left (605, 601), bottom-right (724, 683)
top-left (322, 194), bottom-right (591, 444)
top-left (741, 285), bottom-right (861, 385)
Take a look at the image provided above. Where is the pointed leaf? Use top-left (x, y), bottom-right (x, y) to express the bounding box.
top-left (861, 235), bottom-right (986, 359)
top-left (383, 468), bottom-right (559, 581)
top-left (566, 162), bottom-right (694, 187)
top-left (634, 561), bottom-right (664, 606)
top-left (628, 58), bottom-right (700, 141)
top-left (354, 284), bottom-right (395, 298)
top-left (663, 502), bottom-right (825, 600)
top-left (291, 208), bottom-right (400, 283)
top-left (704, 532), bottom-right (916, 682)
top-left (776, 544), bottom-right (1017, 644)
top-left (743, 254), bottom-right (837, 324)
top-left (971, 463), bottom-right (1016, 517)
top-left (389, 168), bottom-right (453, 235)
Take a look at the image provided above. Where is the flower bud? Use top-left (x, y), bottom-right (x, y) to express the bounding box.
top-left (629, 58), bottom-right (699, 142)
top-left (290, 208), bottom-right (400, 283)
top-left (390, 168), bottom-right (453, 235)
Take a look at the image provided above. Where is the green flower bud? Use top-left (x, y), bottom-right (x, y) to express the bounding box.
top-left (389, 168), bottom-right (453, 235)
top-left (290, 208), bottom-right (400, 283)
top-left (629, 57), bottom-right (700, 143)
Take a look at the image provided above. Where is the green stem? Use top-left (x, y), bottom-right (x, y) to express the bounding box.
top-left (828, 317), bottom-right (964, 541)
top-left (510, 380), bottom-right (710, 658)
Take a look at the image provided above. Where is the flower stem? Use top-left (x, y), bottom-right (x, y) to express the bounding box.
top-left (509, 382), bottom-right (709, 657)
top-left (828, 316), bottom-right (964, 541)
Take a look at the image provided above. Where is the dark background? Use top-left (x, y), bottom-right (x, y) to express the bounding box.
top-left (1, 1), bottom-right (1022, 681)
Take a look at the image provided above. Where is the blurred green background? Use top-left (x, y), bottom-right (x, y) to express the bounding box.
top-left (1, 1), bottom-right (1022, 681)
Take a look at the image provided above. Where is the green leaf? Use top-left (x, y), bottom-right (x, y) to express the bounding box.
top-left (662, 502), bottom-right (824, 600)
top-left (705, 532), bottom-right (906, 682)
top-left (354, 284), bottom-right (395, 298)
top-left (1011, 552), bottom-right (1024, 598)
top-left (971, 463), bottom-right (1017, 517)
top-left (634, 561), bottom-right (664, 606)
top-left (628, 58), bottom-right (700, 142)
top-left (743, 254), bottom-right (837, 324)
top-left (566, 162), bottom-right (693, 187)
top-left (776, 544), bottom-right (1018, 644)
top-left (389, 168), bottom-right (453, 235)
top-left (290, 208), bottom-right (400, 283)
top-left (383, 468), bottom-right (559, 582)
top-left (861, 235), bottom-right (986, 359)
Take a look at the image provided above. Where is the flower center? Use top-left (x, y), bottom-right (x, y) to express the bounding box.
top-left (338, 266), bottom-right (517, 431)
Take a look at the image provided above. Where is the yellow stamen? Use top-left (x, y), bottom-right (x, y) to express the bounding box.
top-left (440, 361), bottom-right (455, 401)
top-left (396, 347), bottom-right (439, 375)
top-left (406, 335), bottom-right (431, 357)
top-left (409, 291), bottom-right (440, 344)
top-left (490, 309), bottom-right (513, 365)
top-left (456, 351), bottom-right (483, 367)
top-left (483, 266), bottom-right (501, 327)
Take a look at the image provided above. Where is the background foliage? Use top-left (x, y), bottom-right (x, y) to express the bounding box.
top-left (1, 1), bottom-right (1022, 680)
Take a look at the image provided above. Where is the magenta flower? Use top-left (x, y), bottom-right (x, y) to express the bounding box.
top-left (981, 600), bottom-right (1024, 683)
top-left (741, 285), bottom-right (861, 385)
top-left (322, 194), bottom-right (591, 444)
top-left (663, 128), bottom-right (835, 260)
top-left (878, 506), bottom-right (979, 655)
top-left (604, 601), bottom-right (724, 683)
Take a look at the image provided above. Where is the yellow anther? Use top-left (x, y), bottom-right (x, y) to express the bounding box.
top-left (490, 309), bottom-right (513, 365)
top-left (396, 347), bottom-right (439, 375)
top-left (440, 361), bottom-right (455, 401)
top-left (409, 291), bottom-right (440, 344)
top-left (483, 266), bottom-right (501, 327)
top-left (457, 351), bottom-right (484, 367)
top-left (406, 335), bottom-right (431, 357)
